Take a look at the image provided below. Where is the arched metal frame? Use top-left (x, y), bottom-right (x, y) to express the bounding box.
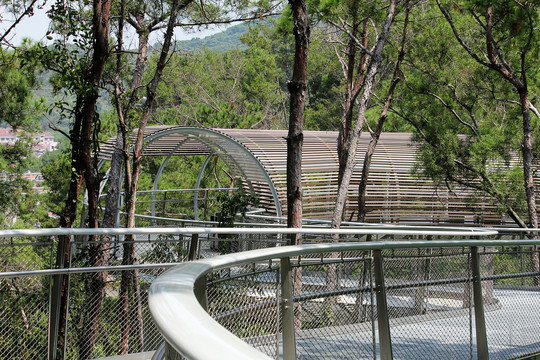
top-left (151, 137), bottom-right (192, 222)
top-left (194, 155), bottom-right (213, 221)
top-left (98, 126), bottom-right (534, 226)
top-left (98, 126), bottom-right (283, 223)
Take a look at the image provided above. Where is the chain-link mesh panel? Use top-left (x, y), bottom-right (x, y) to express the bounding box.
top-left (206, 263), bottom-right (281, 359)
top-left (65, 267), bottom-right (167, 359)
top-left (0, 238), bottom-right (53, 360)
top-left (485, 246), bottom-right (540, 360)
top-left (383, 248), bottom-right (474, 359)
top-left (4, 231), bottom-right (540, 360)
top-left (0, 238), bottom-right (53, 271)
top-left (293, 253), bottom-right (376, 360)
top-left (0, 274), bottom-right (50, 360)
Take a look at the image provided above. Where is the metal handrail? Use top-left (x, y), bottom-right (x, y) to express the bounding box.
top-left (148, 234), bottom-right (539, 360)
top-left (2, 225), bottom-right (538, 360)
top-left (0, 226), bottom-right (499, 239)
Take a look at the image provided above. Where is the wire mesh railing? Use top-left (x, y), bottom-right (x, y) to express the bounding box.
top-left (1, 226), bottom-right (539, 360)
top-left (149, 231), bottom-right (540, 360)
top-left (0, 227), bottom-right (288, 360)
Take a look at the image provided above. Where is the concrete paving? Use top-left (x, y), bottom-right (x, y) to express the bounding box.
top-left (289, 289), bottom-right (540, 359)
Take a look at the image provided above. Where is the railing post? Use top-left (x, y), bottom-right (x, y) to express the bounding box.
top-left (194, 275), bottom-right (208, 311)
top-left (373, 249), bottom-right (393, 360)
top-left (188, 233), bottom-right (199, 261)
top-left (280, 256), bottom-right (297, 360)
top-left (49, 234), bottom-right (72, 360)
top-left (471, 246), bottom-right (489, 359)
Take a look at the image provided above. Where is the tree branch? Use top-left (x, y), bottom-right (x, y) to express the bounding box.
top-left (435, 0), bottom-right (491, 68)
top-left (425, 91), bottom-right (480, 137)
top-left (0, 0), bottom-right (41, 44)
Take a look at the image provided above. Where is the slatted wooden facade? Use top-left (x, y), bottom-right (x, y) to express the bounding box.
top-left (99, 126), bottom-right (524, 226)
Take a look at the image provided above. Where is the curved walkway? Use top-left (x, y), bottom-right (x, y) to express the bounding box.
top-left (292, 289), bottom-right (540, 359)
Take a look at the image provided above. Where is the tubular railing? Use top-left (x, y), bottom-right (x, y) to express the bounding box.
top-left (1, 226), bottom-right (539, 360)
top-left (149, 229), bottom-right (540, 360)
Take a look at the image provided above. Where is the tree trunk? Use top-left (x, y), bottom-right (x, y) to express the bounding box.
top-left (519, 90), bottom-right (539, 284)
top-left (358, 2), bottom-right (410, 223)
top-left (324, 0), bottom-right (397, 328)
top-left (287, 0), bottom-right (310, 245)
top-left (52, 1), bottom-right (111, 359)
top-left (77, 1), bottom-right (112, 358)
top-left (52, 95), bottom-right (83, 360)
top-left (118, 0), bottom-right (188, 353)
top-left (331, 0), bottom-right (398, 231)
top-left (287, 0), bottom-right (310, 330)
top-left (337, 15), bottom-right (368, 218)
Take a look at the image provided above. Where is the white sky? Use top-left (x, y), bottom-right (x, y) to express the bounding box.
top-left (1, 3), bottom-right (51, 45)
top-left (1, 3), bottom-right (223, 46)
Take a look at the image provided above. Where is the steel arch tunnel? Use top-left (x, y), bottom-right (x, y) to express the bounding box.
top-left (98, 126), bottom-right (284, 220)
top-left (99, 125), bottom-right (513, 226)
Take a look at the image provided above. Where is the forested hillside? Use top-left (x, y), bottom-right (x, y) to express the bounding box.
top-left (175, 22), bottom-right (251, 51)
top-left (0, 1), bottom-right (538, 232)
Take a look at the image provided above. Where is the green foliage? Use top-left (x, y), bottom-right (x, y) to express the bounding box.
top-left (155, 32), bottom-right (286, 129)
top-left (39, 144), bottom-right (71, 224)
top-left (304, 29), bottom-right (343, 130)
top-left (216, 189), bottom-right (258, 253)
top-left (0, 46), bottom-right (47, 228)
top-left (0, 49), bottom-right (44, 129)
top-left (393, 2), bottom-right (539, 224)
top-left (217, 190), bottom-right (259, 225)
top-left (141, 235), bottom-right (188, 263)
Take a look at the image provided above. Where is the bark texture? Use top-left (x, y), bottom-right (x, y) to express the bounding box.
top-left (117, 0), bottom-right (193, 353)
top-left (287, 0), bottom-right (310, 245)
top-left (54, 1), bottom-right (112, 359)
top-left (331, 0), bottom-right (398, 231)
top-left (358, 2), bottom-right (410, 222)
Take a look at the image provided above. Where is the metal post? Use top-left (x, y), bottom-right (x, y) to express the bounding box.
top-left (48, 241), bottom-right (63, 360)
top-left (188, 233), bottom-right (199, 261)
top-left (280, 257), bottom-right (297, 360)
top-left (471, 246), bottom-right (489, 359)
top-left (194, 275), bottom-right (208, 311)
top-left (165, 342), bottom-right (185, 360)
top-left (194, 155), bottom-right (212, 221)
top-left (373, 249), bottom-right (393, 360)
top-left (162, 191), bottom-right (167, 217)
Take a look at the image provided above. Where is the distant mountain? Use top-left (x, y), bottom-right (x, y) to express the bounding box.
top-left (35, 22), bottom-right (255, 131)
top-left (175, 22), bottom-right (251, 52)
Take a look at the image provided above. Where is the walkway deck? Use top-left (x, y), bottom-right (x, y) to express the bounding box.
top-left (289, 289), bottom-right (540, 359)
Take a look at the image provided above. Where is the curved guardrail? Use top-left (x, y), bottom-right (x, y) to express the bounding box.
top-left (2, 225), bottom-right (539, 360)
top-left (147, 227), bottom-right (540, 360)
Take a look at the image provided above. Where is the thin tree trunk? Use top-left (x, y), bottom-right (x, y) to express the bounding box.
top-left (118, 0), bottom-right (190, 353)
top-left (287, 0), bottom-right (310, 330)
top-left (53, 96), bottom-right (83, 360)
top-left (337, 15), bottom-right (368, 213)
top-left (77, 1), bottom-right (112, 358)
top-left (331, 0), bottom-right (398, 231)
top-left (519, 90), bottom-right (539, 284)
top-left (287, 0), bottom-right (309, 245)
top-left (52, 1), bottom-right (111, 358)
top-left (325, 0), bottom-right (398, 327)
top-left (358, 2), bottom-right (410, 223)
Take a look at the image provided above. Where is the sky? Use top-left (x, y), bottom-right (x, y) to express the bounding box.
top-left (1, 3), bottom-right (51, 45)
top-left (1, 3), bottom-right (223, 46)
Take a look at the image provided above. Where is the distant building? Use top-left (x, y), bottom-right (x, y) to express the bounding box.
top-left (0, 128), bottom-right (58, 156)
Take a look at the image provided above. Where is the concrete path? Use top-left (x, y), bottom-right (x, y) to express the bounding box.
top-left (290, 289), bottom-right (540, 359)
